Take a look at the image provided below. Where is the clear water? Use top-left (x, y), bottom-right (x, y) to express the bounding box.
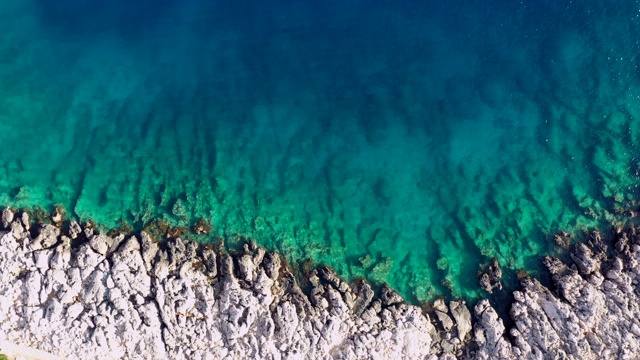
top-left (1, 0), bottom-right (640, 301)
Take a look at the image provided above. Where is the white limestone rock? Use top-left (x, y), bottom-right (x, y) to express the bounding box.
top-left (68, 221), bottom-right (82, 240)
top-left (88, 234), bottom-right (114, 256)
top-left (449, 300), bottom-right (472, 341)
top-left (3, 206), bottom-right (640, 360)
top-left (32, 224), bottom-right (60, 250)
top-left (1, 207), bottom-right (14, 229)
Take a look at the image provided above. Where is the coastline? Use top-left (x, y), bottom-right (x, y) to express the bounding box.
top-left (0, 207), bottom-right (639, 359)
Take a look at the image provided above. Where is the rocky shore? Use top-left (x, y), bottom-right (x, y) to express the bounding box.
top-left (0, 207), bottom-right (639, 359)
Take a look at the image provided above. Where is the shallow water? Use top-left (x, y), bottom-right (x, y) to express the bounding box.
top-left (1, 0), bottom-right (639, 301)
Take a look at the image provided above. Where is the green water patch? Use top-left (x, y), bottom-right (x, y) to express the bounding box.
top-left (0, 1), bottom-right (640, 303)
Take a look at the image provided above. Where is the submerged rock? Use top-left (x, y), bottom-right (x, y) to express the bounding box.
top-left (2, 206), bottom-right (640, 359)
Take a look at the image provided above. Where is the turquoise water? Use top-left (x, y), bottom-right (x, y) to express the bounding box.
top-left (1, 0), bottom-right (640, 301)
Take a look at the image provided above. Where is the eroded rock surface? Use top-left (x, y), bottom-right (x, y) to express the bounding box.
top-left (1, 209), bottom-right (640, 359)
top-left (471, 228), bottom-right (640, 360)
top-left (0, 211), bottom-right (437, 359)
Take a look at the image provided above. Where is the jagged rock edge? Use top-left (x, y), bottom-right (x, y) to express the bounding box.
top-left (1, 207), bottom-right (640, 359)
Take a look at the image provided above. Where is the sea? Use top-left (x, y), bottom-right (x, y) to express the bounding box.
top-left (0, 0), bottom-right (639, 302)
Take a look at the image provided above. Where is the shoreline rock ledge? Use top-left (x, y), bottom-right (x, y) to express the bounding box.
top-left (0, 207), bottom-right (639, 359)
